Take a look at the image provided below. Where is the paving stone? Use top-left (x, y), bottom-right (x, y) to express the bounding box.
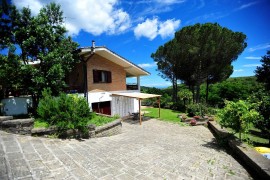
top-left (0, 119), bottom-right (252, 179)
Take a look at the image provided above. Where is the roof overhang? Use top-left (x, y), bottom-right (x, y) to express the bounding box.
top-left (111, 92), bottom-right (161, 100)
top-left (78, 47), bottom-right (150, 77)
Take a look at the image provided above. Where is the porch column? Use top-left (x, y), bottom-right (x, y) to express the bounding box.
top-left (137, 76), bottom-right (140, 91)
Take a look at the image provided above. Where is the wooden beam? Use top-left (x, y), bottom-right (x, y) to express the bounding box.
top-left (139, 99), bottom-right (142, 125)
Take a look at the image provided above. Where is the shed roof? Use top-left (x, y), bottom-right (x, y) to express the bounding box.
top-left (111, 92), bottom-right (161, 100)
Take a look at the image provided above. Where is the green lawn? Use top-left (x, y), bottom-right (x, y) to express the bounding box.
top-left (143, 107), bottom-right (186, 125)
top-left (87, 114), bottom-right (118, 126)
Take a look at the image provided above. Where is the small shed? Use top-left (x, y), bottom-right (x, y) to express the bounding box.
top-left (111, 92), bottom-right (161, 125)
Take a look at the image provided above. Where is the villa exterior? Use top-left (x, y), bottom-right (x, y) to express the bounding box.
top-left (66, 41), bottom-right (150, 117)
top-left (0, 41), bottom-right (150, 117)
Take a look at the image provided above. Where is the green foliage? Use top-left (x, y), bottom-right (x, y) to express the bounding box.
top-left (248, 91), bottom-right (270, 145)
top-left (201, 76), bottom-right (263, 107)
top-left (37, 89), bottom-right (92, 136)
top-left (88, 114), bottom-right (119, 127)
top-left (152, 23), bottom-right (247, 103)
top-left (34, 119), bottom-right (49, 128)
top-left (255, 50), bottom-right (270, 91)
top-left (186, 103), bottom-right (215, 117)
top-left (0, 2), bottom-right (79, 110)
top-left (218, 100), bottom-right (262, 140)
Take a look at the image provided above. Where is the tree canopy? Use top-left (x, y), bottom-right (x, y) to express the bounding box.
top-left (151, 23), bottom-right (247, 103)
top-left (255, 50), bottom-right (270, 91)
top-left (0, 2), bottom-right (79, 110)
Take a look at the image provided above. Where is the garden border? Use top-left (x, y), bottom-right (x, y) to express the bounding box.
top-left (208, 121), bottom-right (270, 179)
top-left (0, 116), bottom-right (122, 138)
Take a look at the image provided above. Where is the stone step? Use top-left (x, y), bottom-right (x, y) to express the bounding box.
top-left (1, 118), bottom-right (34, 127)
top-left (0, 116), bottom-right (13, 123)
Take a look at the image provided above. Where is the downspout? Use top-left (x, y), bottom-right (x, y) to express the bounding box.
top-left (82, 40), bottom-right (96, 103)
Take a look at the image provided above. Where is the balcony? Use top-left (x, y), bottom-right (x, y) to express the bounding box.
top-left (126, 84), bottom-right (138, 90)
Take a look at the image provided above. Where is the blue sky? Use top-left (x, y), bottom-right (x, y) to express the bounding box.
top-left (11, 0), bottom-right (270, 88)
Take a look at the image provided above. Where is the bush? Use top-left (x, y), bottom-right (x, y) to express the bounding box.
top-left (37, 89), bottom-right (92, 137)
top-left (186, 103), bottom-right (208, 117)
top-left (218, 100), bottom-right (262, 140)
top-left (170, 102), bottom-right (186, 111)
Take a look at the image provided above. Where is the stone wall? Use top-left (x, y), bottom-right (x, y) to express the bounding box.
top-left (0, 116), bottom-right (122, 138)
top-left (0, 118), bottom-right (34, 135)
top-left (94, 119), bottom-right (122, 138)
top-left (208, 121), bottom-right (270, 179)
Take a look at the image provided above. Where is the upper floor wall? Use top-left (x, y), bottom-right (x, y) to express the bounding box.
top-left (87, 54), bottom-right (126, 91)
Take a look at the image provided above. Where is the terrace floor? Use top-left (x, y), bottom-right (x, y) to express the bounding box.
top-left (0, 119), bottom-right (252, 179)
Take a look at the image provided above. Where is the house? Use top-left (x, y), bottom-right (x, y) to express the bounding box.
top-left (66, 41), bottom-right (150, 117)
top-left (1, 41), bottom-right (157, 118)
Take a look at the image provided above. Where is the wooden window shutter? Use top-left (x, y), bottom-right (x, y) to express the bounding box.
top-left (107, 71), bottom-right (112, 83)
top-left (93, 70), bottom-right (99, 83)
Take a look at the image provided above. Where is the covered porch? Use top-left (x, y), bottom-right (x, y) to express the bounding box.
top-left (111, 92), bottom-right (161, 125)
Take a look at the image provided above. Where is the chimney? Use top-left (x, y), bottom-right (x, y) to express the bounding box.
top-left (92, 40), bottom-right (95, 48)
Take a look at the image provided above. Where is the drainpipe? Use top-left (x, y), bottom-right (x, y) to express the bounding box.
top-left (82, 40), bottom-right (96, 103)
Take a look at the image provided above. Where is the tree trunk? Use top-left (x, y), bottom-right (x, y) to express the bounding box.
top-left (195, 84), bottom-right (200, 103)
top-left (206, 77), bottom-right (209, 103)
top-left (172, 76), bottom-right (178, 103)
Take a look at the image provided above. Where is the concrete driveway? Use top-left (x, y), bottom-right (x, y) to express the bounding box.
top-left (0, 119), bottom-right (251, 179)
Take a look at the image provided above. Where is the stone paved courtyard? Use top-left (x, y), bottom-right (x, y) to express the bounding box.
top-left (0, 119), bottom-right (252, 179)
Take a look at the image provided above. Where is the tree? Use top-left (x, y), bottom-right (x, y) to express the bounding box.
top-left (218, 100), bottom-right (262, 141)
top-left (255, 50), bottom-right (270, 91)
top-left (174, 23), bottom-right (247, 103)
top-left (151, 40), bottom-right (179, 102)
top-left (0, 2), bottom-right (79, 111)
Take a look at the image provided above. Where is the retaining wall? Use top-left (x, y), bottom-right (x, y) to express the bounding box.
top-left (0, 116), bottom-right (122, 138)
top-left (208, 121), bottom-right (270, 179)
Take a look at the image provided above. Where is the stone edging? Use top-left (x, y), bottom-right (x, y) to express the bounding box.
top-left (208, 121), bottom-right (270, 179)
top-left (93, 119), bottom-right (122, 138)
top-left (31, 119), bottom-right (122, 138)
top-left (0, 116), bottom-right (122, 138)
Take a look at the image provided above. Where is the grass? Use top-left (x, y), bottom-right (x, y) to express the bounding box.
top-left (143, 107), bottom-right (187, 125)
top-left (87, 114), bottom-right (118, 126)
top-left (219, 125), bottom-right (269, 147)
top-left (34, 119), bottom-right (49, 128)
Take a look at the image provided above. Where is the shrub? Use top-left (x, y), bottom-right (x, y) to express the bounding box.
top-left (187, 103), bottom-right (212, 117)
top-left (170, 102), bottom-right (186, 111)
top-left (218, 100), bottom-right (262, 140)
top-left (37, 89), bottom-right (92, 137)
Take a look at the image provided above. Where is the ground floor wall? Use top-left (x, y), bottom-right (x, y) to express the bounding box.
top-left (84, 90), bottom-right (139, 117)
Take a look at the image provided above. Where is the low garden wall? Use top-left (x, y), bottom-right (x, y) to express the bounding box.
top-left (0, 116), bottom-right (122, 138)
top-left (208, 121), bottom-right (270, 179)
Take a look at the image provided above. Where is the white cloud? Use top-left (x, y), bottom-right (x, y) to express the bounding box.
top-left (243, 64), bottom-right (261, 67)
top-left (234, 69), bottom-right (244, 72)
top-left (134, 17), bottom-right (180, 40)
top-left (12, 0), bottom-right (131, 36)
top-left (138, 62), bottom-right (157, 68)
top-left (245, 56), bottom-right (261, 60)
top-left (235, 1), bottom-right (258, 11)
top-left (158, 19), bottom-right (181, 39)
top-left (155, 0), bottom-right (186, 5)
top-left (134, 18), bottom-right (158, 40)
top-left (248, 43), bottom-right (270, 52)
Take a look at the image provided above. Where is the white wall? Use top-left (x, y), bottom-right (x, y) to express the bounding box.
top-left (79, 91), bottom-right (140, 117)
top-left (1, 97), bottom-right (32, 116)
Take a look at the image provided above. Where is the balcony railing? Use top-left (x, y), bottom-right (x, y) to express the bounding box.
top-left (126, 84), bottom-right (138, 90)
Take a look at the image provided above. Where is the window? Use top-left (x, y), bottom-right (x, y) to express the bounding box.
top-left (93, 70), bottom-right (112, 83)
